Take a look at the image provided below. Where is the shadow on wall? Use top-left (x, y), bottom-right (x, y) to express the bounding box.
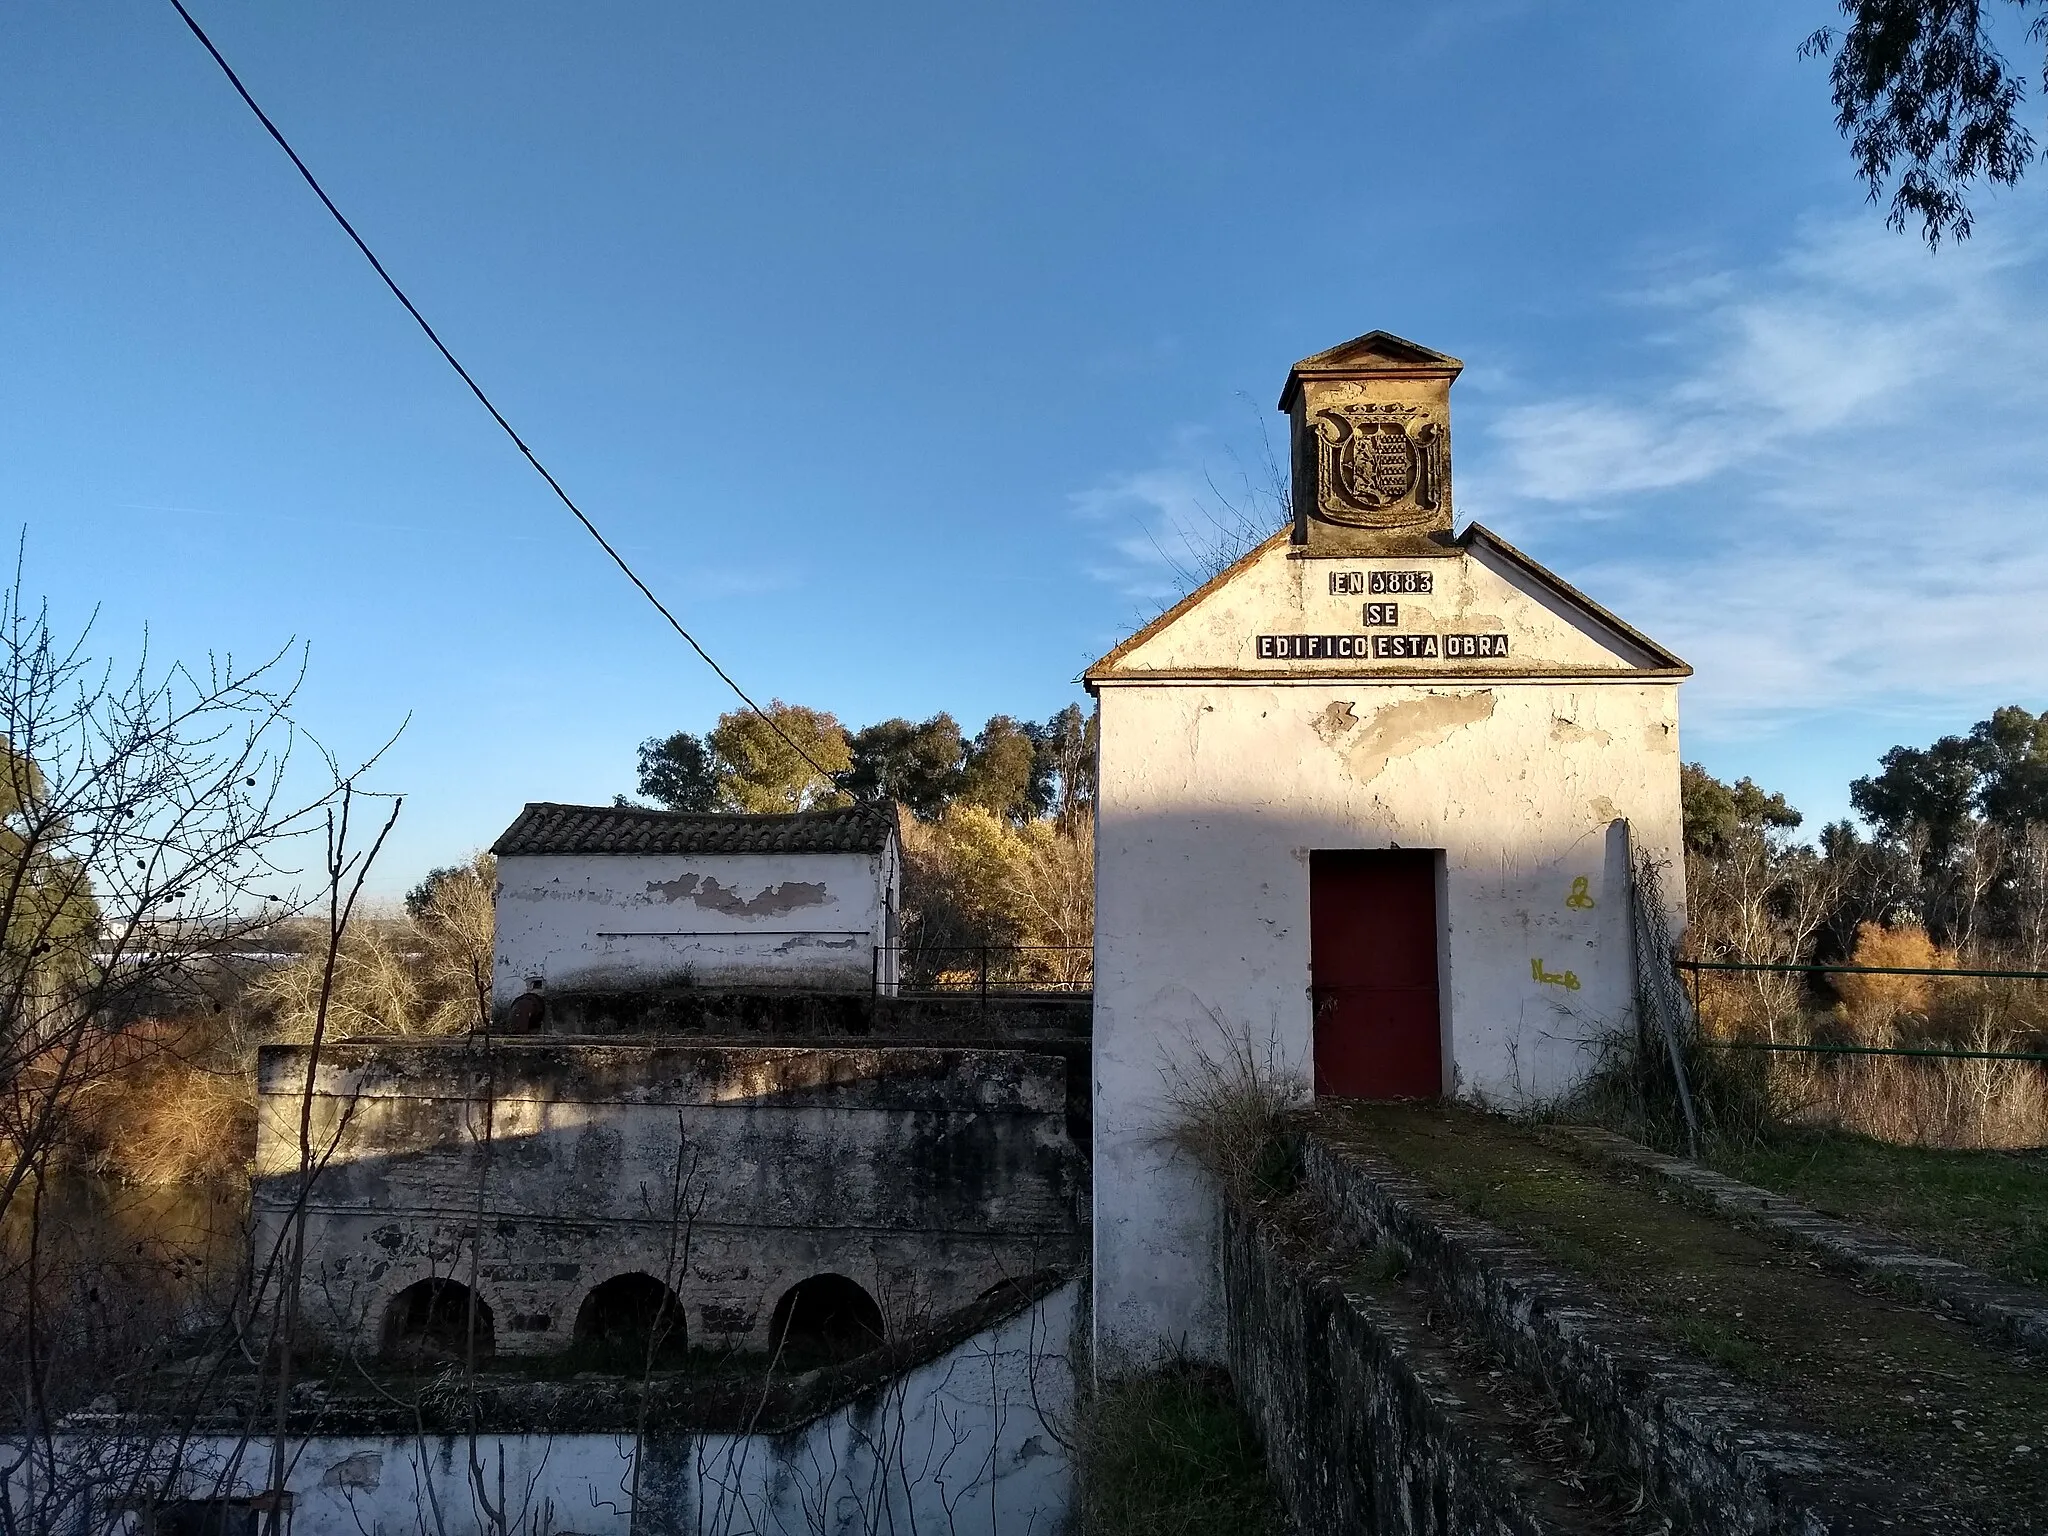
top-left (1094, 805), bottom-right (1656, 1108)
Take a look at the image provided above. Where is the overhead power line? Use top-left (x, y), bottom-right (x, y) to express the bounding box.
top-left (165, 0), bottom-right (851, 800)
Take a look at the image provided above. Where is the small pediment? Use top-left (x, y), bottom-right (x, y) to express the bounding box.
top-left (1279, 331), bottom-right (1463, 410)
top-left (1084, 525), bottom-right (1688, 687)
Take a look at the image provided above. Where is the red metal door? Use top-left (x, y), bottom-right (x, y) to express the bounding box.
top-left (1310, 850), bottom-right (1442, 1098)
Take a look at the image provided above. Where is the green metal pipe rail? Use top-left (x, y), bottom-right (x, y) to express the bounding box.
top-left (1672, 957), bottom-right (2048, 1063)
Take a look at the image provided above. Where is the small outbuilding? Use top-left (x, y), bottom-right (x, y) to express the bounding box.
top-left (1086, 332), bottom-right (1689, 1363)
top-left (490, 801), bottom-right (902, 1006)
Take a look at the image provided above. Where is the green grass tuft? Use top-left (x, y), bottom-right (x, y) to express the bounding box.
top-left (1069, 1361), bottom-right (1282, 1536)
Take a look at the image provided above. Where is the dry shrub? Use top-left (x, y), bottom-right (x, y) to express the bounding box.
top-left (256, 917), bottom-right (419, 1040)
top-left (1830, 922), bottom-right (1956, 1045)
top-left (1160, 1016), bottom-right (1306, 1202)
top-left (106, 1061), bottom-right (257, 1185)
top-left (899, 806), bottom-right (1092, 983)
top-left (49, 1016), bottom-right (258, 1186)
top-left (254, 851), bottom-right (494, 1040)
top-left (1773, 1053), bottom-right (2048, 1150)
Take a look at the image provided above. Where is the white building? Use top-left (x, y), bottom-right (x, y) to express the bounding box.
top-left (1086, 332), bottom-right (1688, 1364)
top-left (491, 802), bottom-right (901, 1006)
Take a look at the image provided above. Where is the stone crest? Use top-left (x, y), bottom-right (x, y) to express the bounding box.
top-left (1280, 332), bottom-right (1461, 554)
top-left (1311, 404), bottom-right (1444, 527)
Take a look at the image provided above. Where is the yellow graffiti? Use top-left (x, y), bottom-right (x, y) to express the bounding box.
top-left (1565, 876), bottom-right (1595, 910)
top-left (1531, 957), bottom-right (1581, 991)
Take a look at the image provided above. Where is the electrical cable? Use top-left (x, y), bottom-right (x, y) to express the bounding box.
top-left (165, 0), bottom-right (855, 802)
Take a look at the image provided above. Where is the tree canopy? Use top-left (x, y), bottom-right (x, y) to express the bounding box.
top-left (841, 715), bottom-right (970, 818)
top-left (633, 700), bottom-right (1095, 822)
top-left (1850, 704), bottom-right (2048, 853)
top-left (1680, 761), bottom-right (1804, 858)
top-left (1804, 1), bottom-right (2046, 244)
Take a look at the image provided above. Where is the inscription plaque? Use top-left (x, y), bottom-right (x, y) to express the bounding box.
top-left (1255, 634), bottom-right (1510, 661)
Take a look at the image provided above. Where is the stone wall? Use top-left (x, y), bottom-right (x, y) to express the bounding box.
top-left (1220, 1130), bottom-right (1965, 1534)
top-left (254, 1040), bottom-right (1087, 1359)
top-left (1223, 1194), bottom-right (1601, 1534)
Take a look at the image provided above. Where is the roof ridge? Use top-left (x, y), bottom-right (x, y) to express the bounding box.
top-left (491, 800), bottom-right (898, 858)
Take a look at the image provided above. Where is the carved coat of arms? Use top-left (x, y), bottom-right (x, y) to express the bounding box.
top-left (1312, 404), bottom-right (1444, 528)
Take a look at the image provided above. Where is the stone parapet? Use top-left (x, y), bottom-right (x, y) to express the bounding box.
top-left (1269, 1133), bottom-right (1968, 1534)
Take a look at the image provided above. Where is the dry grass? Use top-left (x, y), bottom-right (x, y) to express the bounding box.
top-left (1770, 1052), bottom-right (2048, 1150)
top-left (1684, 922), bottom-right (2048, 1150)
top-left (1159, 1018), bottom-right (1307, 1201)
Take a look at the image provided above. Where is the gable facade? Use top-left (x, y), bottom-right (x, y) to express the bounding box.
top-left (1087, 334), bottom-right (1689, 1366)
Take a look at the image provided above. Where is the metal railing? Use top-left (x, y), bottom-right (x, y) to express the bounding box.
top-left (1672, 957), bottom-right (2048, 1064)
top-left (875, 944), bottom-right (1093, 1001)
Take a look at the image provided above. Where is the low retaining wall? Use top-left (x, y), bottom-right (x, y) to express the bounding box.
top-left (1222, 1197), bottom-right (1602, 1534)
top-left (1222, 1132), bottom-right (1968, 1535)
top-left (515, 986), bottom-right (1092, 1043)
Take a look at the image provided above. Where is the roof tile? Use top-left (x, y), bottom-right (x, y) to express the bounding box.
top-left (491, 802), bottom-right (897, 858)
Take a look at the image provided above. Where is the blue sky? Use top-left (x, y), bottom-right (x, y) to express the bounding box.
top-left (6, 1), bottom-right (2047, 896)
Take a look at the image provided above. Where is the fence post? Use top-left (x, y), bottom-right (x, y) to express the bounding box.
top-left (1625, 820), bottom-right (1700, 1159)
top-left (980, 944), bottom-right (989, 1022)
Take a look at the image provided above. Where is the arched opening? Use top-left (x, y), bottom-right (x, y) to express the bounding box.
top-left (572, 1272), bottom-right (687, 1368)
top-left (380, 1278), bottom-right (494, 1364)
top-left (767, 1273), bottom-right (884, 1367)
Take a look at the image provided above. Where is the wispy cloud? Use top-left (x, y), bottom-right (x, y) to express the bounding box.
top-left (1469, 210), bottom-right (2048, 733)
top-left (1070, 425), bottom-right (1288, 607)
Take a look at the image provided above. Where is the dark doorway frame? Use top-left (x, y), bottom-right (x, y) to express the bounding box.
top-left (1308, 848), bottom-right (1448, 1099)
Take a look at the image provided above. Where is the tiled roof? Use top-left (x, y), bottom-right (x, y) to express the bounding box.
top-left (491, 802), bottom-right (898, 857)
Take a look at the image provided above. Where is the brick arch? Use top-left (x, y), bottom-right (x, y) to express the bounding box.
top-left (379, 1276), bottom-right (495, 1362)
top-left (767, 1273), bottom-right (884, 1365)
top-left (572, 1271), bottom-right (687, 1366)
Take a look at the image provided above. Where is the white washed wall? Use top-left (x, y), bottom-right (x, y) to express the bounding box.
top-left (494, 849), bottom-right (895, 1004)
top-left (1088, 538), bottom-right (1686, 1366)
top-left (34, 1282), bottom-right (1075, 1536)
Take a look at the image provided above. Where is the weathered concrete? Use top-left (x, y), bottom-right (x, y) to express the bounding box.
top-left (1549, 1124), bottom-right (2048, 1357)
top-left (1285, 1132), bottom-right (1967, 1533)
top-left (253, 1041), bottom-right (1087, 1360)
top-left (515, 984), bottom-right (1092, 1043)
top-left (495, 839), bottom-right (899, 1002)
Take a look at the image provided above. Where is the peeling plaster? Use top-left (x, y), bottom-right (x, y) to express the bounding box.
top-left (1337, 691), bottom-right (1497, 783)
top-left (498, 850), bottom-right (892, 1002)
top-left (644, 875), bottom-right (834, 918)
top-left (1549, 716), bottom-right (1611, 747)
top-left (1313, 701), bottom-right (1360, 744)
top-left (320, 1451), bottom-right (383, 1490)
top-left (643, 874), bottom-right (703, 901)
